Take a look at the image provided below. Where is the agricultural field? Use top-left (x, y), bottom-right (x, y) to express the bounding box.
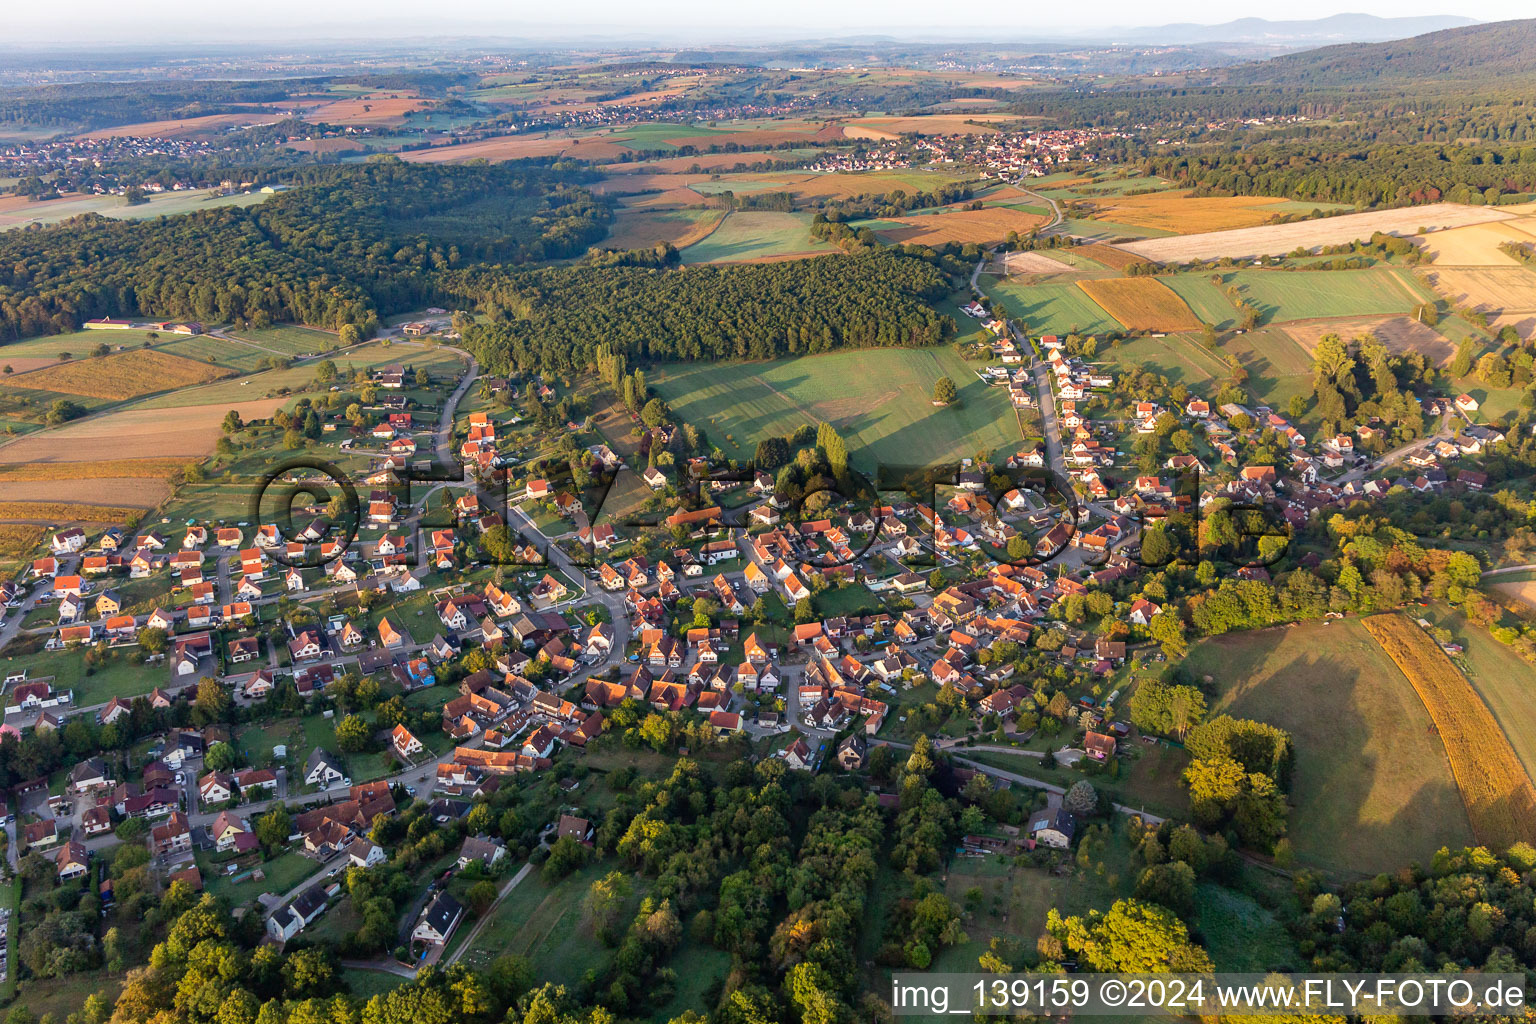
top-left (288, 90), bottom-right (431, 126)
top-left (1081, 189), bottom-right (1301, 234)
top-left (649, 346), bottom-right (1021, 471)
top-left (2, 348), bottom-right (227, 401)
top-left (1058, 217), bottom-right (1175, 241)
top-left (0, 398), bottom-right (283, 469)
top-left (224, 324), bottom-right (341, 356)
top-left (842, 113), bottom-right (1021, 138)
top-left (872, 205), bottom-right (1048, 245)
top-left (679, 211), bottom-right (834, 263)
top-left (986, 276), bottom-right (1120, 336)
top-left (154, 335), bottom-right (273, 373)
top-left (601, 148), bottom-right (819, 175)
top-left (1093, 334), bottom-right (1226, 387)
top-left (1076, 278), bottom-right (1203, 332)
top-left (1186, 618), bottom-right (1475, 876)
top-left (1282, 315), bottom-right (1457, 367)
top-left (1415, 217), bottom-right (1536, 265)
top-left (1429, 608), bottom-right (1536, 782)
top-left (0, 329), bottom-right (150, 373)
top-left (1421, 266), bottom-right (1536, 313)
top-left (602, 207), bottom-right (726, 250)
top-left (1226, 269), bottom-right (1421, 323)
top-left (0, 188), bottom-right (267, 230)
top-left (1076, 243), bottom-right (1153, 271)
top-left (1362, 613), bottom-right (1536, 853)
top-left (991, 250), bottom-right (1081, 275)
top-left (0, 501), bottom-right (142, 521)
top-left (1215, 327), bottom-right (1315, 411)
top-left (75, 113), bottom-right (276, 140)
top-left (1159, 273), bottom-right (1242, 328)
top-left (1119, 204), bottom-right (1515, 262)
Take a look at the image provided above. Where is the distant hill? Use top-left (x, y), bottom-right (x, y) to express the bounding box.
top-left (1219, 18), bottom-right (1536, 85)
top-left (1120, 13), bottom-right (1476, 46)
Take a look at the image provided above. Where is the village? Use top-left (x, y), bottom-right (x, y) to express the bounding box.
top-left (0, 265), bottom-right (1504, 982)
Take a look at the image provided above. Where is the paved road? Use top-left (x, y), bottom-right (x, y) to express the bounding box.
top-left (1335, 412), bottom-right (1454, 484)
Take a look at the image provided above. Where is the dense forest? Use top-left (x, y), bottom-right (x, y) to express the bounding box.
top-left (1217, 18), bottom-right (1536, 86)
top-left (0, 159), bottom-right (609, 340)
top-left (456, 253), bottom-right (954, 376)
top-left (0, 78), bottom-right (326, 132)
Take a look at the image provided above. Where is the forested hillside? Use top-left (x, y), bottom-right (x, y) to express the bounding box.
top-left (1219, 18), bottom-right (1536, 86)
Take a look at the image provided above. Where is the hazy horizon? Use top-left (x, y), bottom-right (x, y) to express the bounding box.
top-left (3, 3), bottom-right (1530, 47)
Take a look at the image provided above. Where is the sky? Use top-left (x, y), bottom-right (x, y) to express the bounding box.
top-left (5, 1), bottom-right (1534, 45)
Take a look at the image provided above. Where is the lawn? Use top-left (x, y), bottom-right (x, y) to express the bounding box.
top-left (1184, 618), bottom-right (1475, 877)
top-left (1228, 269), bottom-right (1420, 323)
top-left (342, 967), bottom-right (408, 1001)
top-left (460, 861), bottom-right (630, 986)
top-left (1194, 882), bottom-right (1301, 972)
top-left (650, 346), bottom-right (1021, 473)
top-left (926, 827), bottom-right (1134, 977)
top-left (198, 848), bottom-right (319, 902)
top-left (11, 972), bottom-right (122, 1022)
top-left (986, 277), bottom-right (1120, 337)
top-left (679, 210), bottom-right (835, 263)
top-left (0, 645), bottom-right (162, 706)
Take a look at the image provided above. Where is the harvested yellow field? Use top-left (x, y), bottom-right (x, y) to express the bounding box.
top-left (1363, 614), bottom-right (1536, 854)
top-left (878, 207), bottom-right (1049, 245)
top-left (1077, 278), bottom-right (1203, 332)
top-left (0, 458), bottom-right (187, 481)
top-left (604, 150), bottom-right (806, 174)
top-left (402, 133), bottom-right (635, 164)
top-left (620, 188), bottom-right (710, 210)
top-left (592, 173), bottom-right (705, 196)
top-left (0, 399), bottom-right (283, 464)
top-left (1120, 204), bottom-right (1516, 263)
top-left (1491, 579), bottom-right (1536, 612)
top-left (0, 502), bottom-right (141, 522)
top-left (1078, 243), bottom-right (1154, 271)
top-left (4, 349), bottom-right (226, 400)
top-left (1284, 316), bottom-right (1459, 367)
top-left (843, 114), bottom-right (1020, 139)
top-left (77, 112), bottom-right (274, 140)
top-left (1087, 189), bottom-right (1291, 233)
top-left (1415, 218), bottom-right (1536, 266)
top-left (1423, 267), bottom-right (1536, 313)
top-left (0, 479), bottom-right (166, 508)
top-left (602, 209), bottom-right (726, 250)
top-left (291, 91), bottom-right (429, 127)
top-left (994, 250), bottom-right (1079, 274)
